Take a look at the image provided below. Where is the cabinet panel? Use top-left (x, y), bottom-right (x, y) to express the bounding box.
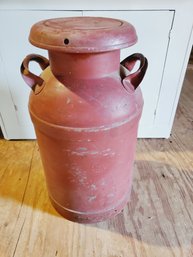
top-left (0, 11), bottom-right (82, 139)
top-left (84, 11), bottom-right (174, 136)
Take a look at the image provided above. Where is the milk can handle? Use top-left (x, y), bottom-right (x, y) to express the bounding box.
top-left (20, 54), bottom-right (49, 91)
top-left (121, 53), bottom-right (148, 90)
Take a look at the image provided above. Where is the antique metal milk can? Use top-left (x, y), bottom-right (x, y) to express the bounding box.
top-left (21, 17), bottom-right (148, 223)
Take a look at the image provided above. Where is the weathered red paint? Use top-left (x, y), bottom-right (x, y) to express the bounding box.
top-left (21, 17), bottom-right (148, 223)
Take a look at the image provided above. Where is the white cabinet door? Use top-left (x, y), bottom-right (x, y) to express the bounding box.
top-left (0, 11), bottom-right (82, 139)
top-left (83, 11), bottom-right (174, 137)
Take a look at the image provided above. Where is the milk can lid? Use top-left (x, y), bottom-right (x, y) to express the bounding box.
top-left (29, 16), bottom-right (137, 53)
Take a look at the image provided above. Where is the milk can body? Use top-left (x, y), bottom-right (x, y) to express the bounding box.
top-left (21, 17), bottom-right (148, 223)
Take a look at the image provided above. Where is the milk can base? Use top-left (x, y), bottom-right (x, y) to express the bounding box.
top-left (49, 192), bottom-right (131, 223)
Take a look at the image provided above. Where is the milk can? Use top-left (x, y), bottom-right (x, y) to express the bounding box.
top-left (21, 17), bottom-right (148, 223)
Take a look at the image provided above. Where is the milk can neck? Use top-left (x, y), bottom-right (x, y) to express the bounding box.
top-left (48, 50), bottom-right (120, 80)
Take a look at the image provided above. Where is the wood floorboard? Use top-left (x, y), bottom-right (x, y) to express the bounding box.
top-left (0, 69), bottom-right (193, 257)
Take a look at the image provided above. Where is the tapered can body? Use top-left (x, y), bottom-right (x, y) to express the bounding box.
top-left (21, 17), bottom-right (148, 223)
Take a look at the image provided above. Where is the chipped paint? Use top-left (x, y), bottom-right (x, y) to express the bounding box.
top-left (79, 177), bottom-right (87, 185)
top-left (103, 152), bottom-right (116, 156)
top-left (100, 180), bottom-right (106, 186)
top-left (70, 150), bottom-right (99, 156)
top-left (76, 147), bottom-right (88, 151)
top-left (88, 195), bottom-right (96, 202)
top-left (102, 149), bottom-right (116, 156)
top-left (65, 147), bottom-right (115, 156)
top-left (66, 97), bottom-right (71, 104)
top-left (70, 166), bottom-right (88, 185)
top-left (90, 184), bottom-right (97, 190)
top-left (107, 193), bottom-right (114, 198)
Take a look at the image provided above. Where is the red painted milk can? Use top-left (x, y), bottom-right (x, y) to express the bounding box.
top-left (21, 17), bottom-right (148, 223)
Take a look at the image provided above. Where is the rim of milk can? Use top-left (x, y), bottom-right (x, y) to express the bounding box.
top-left (29, 16), bottom-right (138, 53)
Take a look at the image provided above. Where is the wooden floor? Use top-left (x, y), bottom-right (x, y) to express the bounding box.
top-left (0, 69), bottom-right (193, 257)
